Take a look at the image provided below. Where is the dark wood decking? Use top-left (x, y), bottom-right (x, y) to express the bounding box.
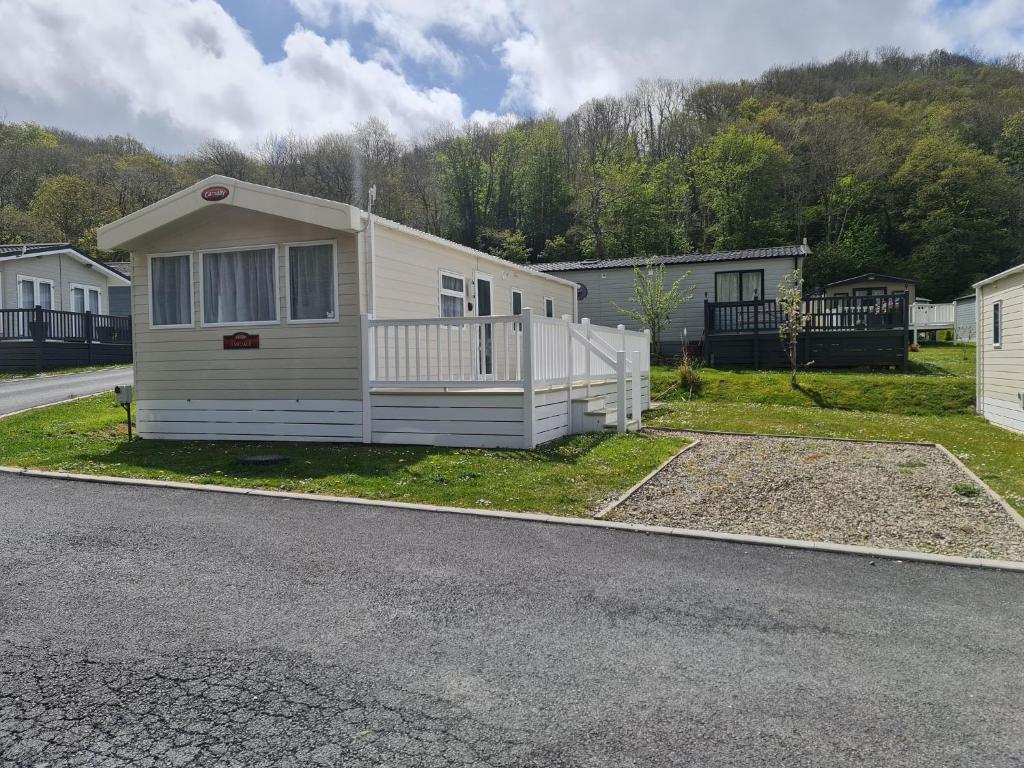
top-left (0, 307), bottom-right (132, 372)
top-left (703, 294), bottom-right (910, 370)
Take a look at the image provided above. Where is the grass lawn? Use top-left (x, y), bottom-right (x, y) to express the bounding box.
top-left (649, 343), bottom-right (1024, 514)
top-left (0, 395), bottom-right (688, 516)
top-left (0, 363), bottom-right (130, 382)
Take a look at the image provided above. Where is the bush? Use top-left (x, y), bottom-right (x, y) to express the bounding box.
top-left (678, 360), bottom-right (704, 397)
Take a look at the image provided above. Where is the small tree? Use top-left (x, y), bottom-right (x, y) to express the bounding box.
top-left (777, 269), bottom-right (809, 388)
top-left (613, 263), bottom-right (692, 356)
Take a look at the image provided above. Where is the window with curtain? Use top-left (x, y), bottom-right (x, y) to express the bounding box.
top-left (440, 272), bottom-right (465, 317)
top-left (715, 270), bottom-right (763, 302)
top-left (544, 297), bottom-right (554, 318)
top-left (71, 285), bottom-right (101, 314)
top-left (853, 287), bottom-right (887, 297)
top-left (288, 243), bottom-right (335, 321)
top-left (151, 253), bottom-right (192, 327)
top-left (17, 277), bottom-right (53, 310)
top-left (203, 247), bottom-right (277, 324)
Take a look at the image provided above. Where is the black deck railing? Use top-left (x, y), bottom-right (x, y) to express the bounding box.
top-left (705, 293), bottom-right (910, 334)
top-left (0, 306), bottom-right (132, 344)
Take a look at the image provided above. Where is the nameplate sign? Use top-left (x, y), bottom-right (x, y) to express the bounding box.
top-left (223, 332), bottom-right (260, 349)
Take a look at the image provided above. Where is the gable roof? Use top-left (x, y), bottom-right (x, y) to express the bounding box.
top-left (825, 272), bottom-right (916, 288)
top-left (533, 244), bottom-right (810, 273)
top-left (97, 175), bottom-right (576, 290)
top-left (973, 261), bottom-right (1024, 289)
top-left (0, 243), bottom-right (131, 285)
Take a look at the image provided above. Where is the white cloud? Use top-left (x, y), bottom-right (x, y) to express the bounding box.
top-left (292, 0), bottom-right (1024, 115)
top-left (0, 0), bottom-right (467, 152)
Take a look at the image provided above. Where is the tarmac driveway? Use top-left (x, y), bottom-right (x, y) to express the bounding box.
top-left (0, 366), bottom-right (132, 416)
top-left (1, 474), bottom-right (1022, 767)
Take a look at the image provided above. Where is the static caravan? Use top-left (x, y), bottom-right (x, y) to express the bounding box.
top-left (96, 176), bottom-right (650, 448)
top-left (823, 273), bottom-right (917, 302)
top-left (975, 264), bottom-right (1024, 434)
top-left (0, 243), bottom-right (130, 315)
top-left (536, 245), bottom-right (809, 357)
top-left (953, 294), bottom-right (977, 343)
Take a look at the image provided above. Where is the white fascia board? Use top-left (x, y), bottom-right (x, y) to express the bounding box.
top-left (368, 214), bottom-right (580, 292)
top-left (97, 175), bottom-right (361, 251)
top-left (973, 262), bottom-right (1024, 289)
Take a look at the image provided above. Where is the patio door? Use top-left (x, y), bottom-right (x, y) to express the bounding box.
top-left (475, 273), bottom-right (493, 378)
top-left (18, 277), bottom-right (53, 310)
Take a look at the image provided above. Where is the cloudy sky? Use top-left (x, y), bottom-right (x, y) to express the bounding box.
top-left (0, 0), bottom-right (1022, 153)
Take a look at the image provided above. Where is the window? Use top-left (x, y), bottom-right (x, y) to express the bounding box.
top-left (202, 246), bottom-right (278, 325)
top-left (439, 271), bottom-right (465, 317)
top-left (511, 289), bottom-right (523, 316)
top-left (715, 270), bottom-right (763, 302)
top-left (544, 297), bottom-right (554, 318)
top-left (853, 287), bottom-right (887, 297)
top-left (150, 253), bottom-right (193, 327)
top-left (70, 283), bottom-right (102, 314)
top-left (287, 242), bottom-right (336, 322)
top-left (17, 276), bottom-right (53, 310)
top-left (993, 301), bottom-right (1002, 348)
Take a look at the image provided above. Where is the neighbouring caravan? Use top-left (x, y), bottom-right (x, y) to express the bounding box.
top-left (953, 294), bottom-right (977, 343)
top-left (97, 176), bottom-right (651, 448)
top-left (975, 264), bottom-right (1024, 434)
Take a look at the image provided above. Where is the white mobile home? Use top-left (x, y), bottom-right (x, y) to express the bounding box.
top-left (535, 245), bottom-right (809, 356)
top-left (975, 264), bottom-right (1024, 434)
top-left (96, 176), bottom-right (650, 448)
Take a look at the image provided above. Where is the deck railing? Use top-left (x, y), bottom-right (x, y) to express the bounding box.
top-left (910, 302), bottom-right (955, 329)
top-left (364, 310), bottom-right (651, 436)
top-left (0, 306), bottom-right (132, 344)
top-left (705, 293), bottom-right (910, 334)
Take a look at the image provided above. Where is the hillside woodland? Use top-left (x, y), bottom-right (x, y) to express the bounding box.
top-left (3, 49), bottom-right (1024, 300)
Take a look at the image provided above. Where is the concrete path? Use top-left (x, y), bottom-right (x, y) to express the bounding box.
top-left (1, 473), bottom-right (1022, 767)
top-left (0, 366), bottom-right (132, 416)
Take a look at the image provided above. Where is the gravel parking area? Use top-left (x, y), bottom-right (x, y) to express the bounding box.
top-left (611, 431), bottom-right (1024, 561)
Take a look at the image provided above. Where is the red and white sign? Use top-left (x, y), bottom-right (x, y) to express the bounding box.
top-left (223, 332), bottom-right (259, 349)
top-left (201, 185), bottom-right (230, 202)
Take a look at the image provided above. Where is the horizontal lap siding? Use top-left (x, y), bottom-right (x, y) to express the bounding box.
top-left (136, 399), bottom-right (362, 442)
top-left (560, 256), bottom-right (802, 356)
top-left (370, 391), bottom-right (526, 448)
top-left (979, 274), bottom-right (1024, 426)
top-left (0, 254), bottom-right (120, 313)
top-left (373, 226), bottom-right (575, 321)
top-left (130, 208), bottom-right (361, 402)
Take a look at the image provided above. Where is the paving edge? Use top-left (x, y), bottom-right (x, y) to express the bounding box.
top-left (594, 440), bottom-right (701, 519)
top-left (1, 465), bottom-right (1022, 573)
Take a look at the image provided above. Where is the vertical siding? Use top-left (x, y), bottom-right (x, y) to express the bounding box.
top-left (978, 271), bottom-right (1024, 433)
top-left (129, 206), bottom-right (362, 401)
top-left (372, 225), bottom-right (576, 321)
top-left (557, 256), bottom-right (802, 354)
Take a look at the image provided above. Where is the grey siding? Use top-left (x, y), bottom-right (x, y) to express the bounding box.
top-left (557, 256), bottom-right (803, 355)
top-left (824, 279), bottom-right (916, 303)
top-left (0, 253), bottom-right (122, 313)
top-left (954, 297), bottom-right (976, 342)
top-left (108, 286), bottom-right (132, 317)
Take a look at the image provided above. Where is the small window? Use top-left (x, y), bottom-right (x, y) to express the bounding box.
top-left (853, 287), bottom-right (887, 297)
top-left (511, 289), bottom-right (523, 316)
top-left (544, 297), bottom-right (554, 318)
top-left (150, 253), bottom-right (193, 327)
top-left (71, 284), bottom-right (102, 314)
top-left (288, 242), bottom-right (336, 322)
top-left (202, 247), bottom-right (278, 325)
top-left (715, 270), bottom-right (763, 302)
top-left (993, 301), bottom-right (1002, 347)
top-left (439, 271), bottom-right (465, 318)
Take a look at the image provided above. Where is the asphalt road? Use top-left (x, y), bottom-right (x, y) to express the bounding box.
top-left (1, 474), bottom-right (1022, 767)
top-left (0, 366), bottom-right (133, 416)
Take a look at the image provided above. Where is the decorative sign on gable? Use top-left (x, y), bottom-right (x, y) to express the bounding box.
top-left (223, 332), bottom-right (259, 349)
top-left (201, 185), bottom-right (230, 202)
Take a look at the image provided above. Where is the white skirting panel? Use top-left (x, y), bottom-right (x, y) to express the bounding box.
top-left (136, 399), bottom-right (363, 442)
top-left (534, 389), bottom-right (570, 444)
top-left (981, 396), bottom-right (1024, 434)
top-left (370, 391), bottom-right (527, 448)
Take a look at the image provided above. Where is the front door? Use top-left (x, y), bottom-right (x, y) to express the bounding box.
top-left (475, 273), bottom-right (493, 377)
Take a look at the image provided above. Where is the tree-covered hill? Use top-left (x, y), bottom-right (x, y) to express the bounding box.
top-left (2, 48), bottom-right (1023, 300)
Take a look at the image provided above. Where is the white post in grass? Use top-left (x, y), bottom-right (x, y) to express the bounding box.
top-left (522, 308), bottom-right (536, 449)
top-left (582, 317), bottom-right (592, 398)
top-left (562, 314), bottom-right (573, 413)
top-left (617, 323), bottom-right (626, 352)
top-left (360, 314), bottom-right (373, 443)
top-left (632, 350), bottom-right (642, 430)
top-left (616, 349), bottom-right (627, 433)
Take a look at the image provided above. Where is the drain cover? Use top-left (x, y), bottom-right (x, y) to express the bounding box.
top-left (238, 454), bottom-right (290, 465)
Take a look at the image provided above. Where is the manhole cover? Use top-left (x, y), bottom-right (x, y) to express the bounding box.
top-left (238, 454), bottom-right (290, 466)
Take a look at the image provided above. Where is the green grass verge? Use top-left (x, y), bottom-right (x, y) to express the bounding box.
top-left (0, 395), bottom-right (688, 517)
